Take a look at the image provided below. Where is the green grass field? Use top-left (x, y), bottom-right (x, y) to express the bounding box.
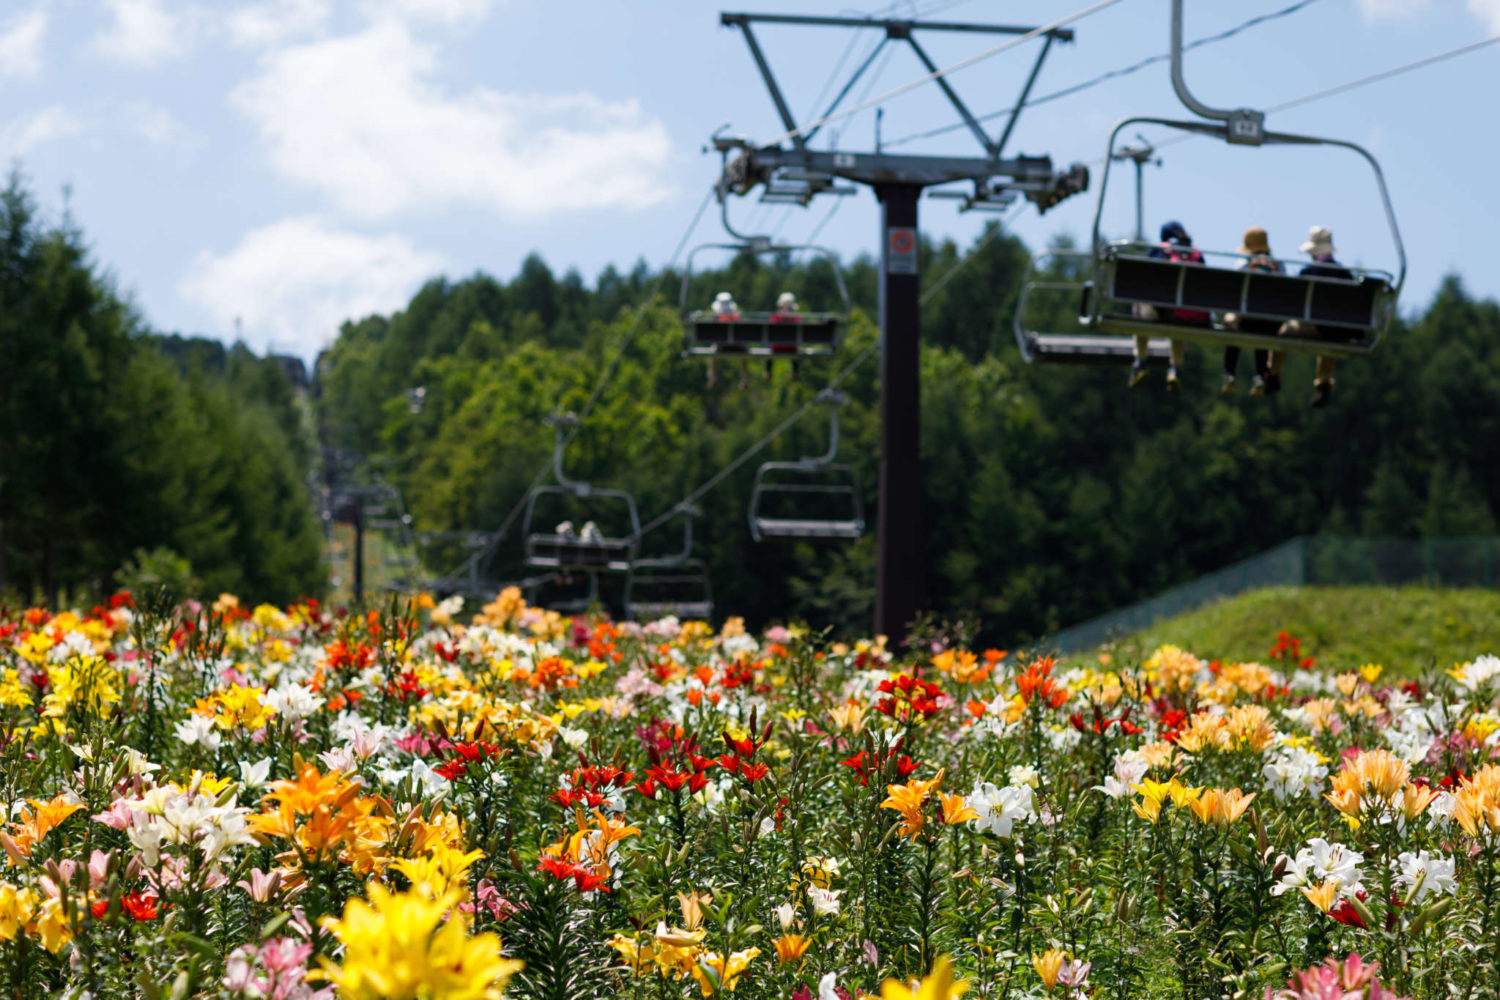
top-left (1094, 585), bottom-right (1500, 676)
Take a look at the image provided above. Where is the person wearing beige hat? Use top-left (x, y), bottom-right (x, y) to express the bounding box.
top-left (1266, 225), bottom-right (1351, 408)
top-left (1220, 226), bottom-right (1283, 396)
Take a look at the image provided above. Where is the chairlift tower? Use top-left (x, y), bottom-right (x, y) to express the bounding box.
top-left (1110, 138), bottom-right (1161, 243)
top-left (714, 11), bottom-right (1090, 641)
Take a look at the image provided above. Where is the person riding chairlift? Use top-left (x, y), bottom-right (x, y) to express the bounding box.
top-left (705, 292), bottom-right (741, 387)
top-left (1220, 226), bottom-right (1282, 397)
top-left (1129, 221), bottom-right (1208, 394)
top-left (1266, 226), bottom-right (1351, 409)
top-left (772, 291), bottom-right (801, 382)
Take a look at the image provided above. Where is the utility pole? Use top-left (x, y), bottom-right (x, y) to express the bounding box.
top-left (715, 12), bottom-right (1089, 641)
top-left (352, 497), bottom-right (365, 604)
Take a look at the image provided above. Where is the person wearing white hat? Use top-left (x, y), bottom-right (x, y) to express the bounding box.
top-left (711, 291), bottom-right (740, 319)
top-left (772, 291), bottom-right (802, 382)
top-left (1266, 226), bottom-right (1351, 409)
top-left (705, 292), bottom-right (742, 388)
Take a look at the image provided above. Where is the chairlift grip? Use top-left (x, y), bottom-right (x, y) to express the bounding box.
top-left (1170, 0), bottom-right (1265, 144)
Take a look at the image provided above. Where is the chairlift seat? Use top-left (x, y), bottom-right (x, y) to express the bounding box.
top-left (525, 533), bottom-right (636, 572)
top-left (624, 561), bottom-right (714, 622)
top-left (748, 465), bottom-right (865, 542)
top-left (751, 517), bottom-right (865, 539)
top-left (685, 310), bottom-right (842, 358)
top-left (1023, 332), bottom-right (1172, 366)
top-left (1094, 250), bottom-right (1390, 356)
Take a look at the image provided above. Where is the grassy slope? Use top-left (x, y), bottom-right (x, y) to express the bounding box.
top-left (1096, 586), bottom-right (1500, 676)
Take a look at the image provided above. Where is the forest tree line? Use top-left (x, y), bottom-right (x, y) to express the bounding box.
top-left (0, 174), bottom-right (324, 606)
top-left (315, 223), bottom-right (1500, 643)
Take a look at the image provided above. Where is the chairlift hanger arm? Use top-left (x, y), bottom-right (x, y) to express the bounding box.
top-left (679, 241), bottom-right (852, 316)
top-left (1170, 0), bottom-right (1264, 143)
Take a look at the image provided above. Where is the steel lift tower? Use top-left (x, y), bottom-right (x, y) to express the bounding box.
top-left (714, 12), bottom-right (1089, 641)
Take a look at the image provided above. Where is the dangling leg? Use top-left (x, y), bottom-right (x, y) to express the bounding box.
top-left (1222, 346), bottom-right (1240, 396)
top-left (706, 360), bottom-right (717, 387)
top-left (738, 359), bottom-right (749, 390)
top-left (1250, 348), bottom-right (1269, 396)
top-left (1166, 340), bottom-right (1185, 394)
top-left (1129, 335), bottom-right (1150, 388)
top-left (1311, 356), bottom-right (1335, 408)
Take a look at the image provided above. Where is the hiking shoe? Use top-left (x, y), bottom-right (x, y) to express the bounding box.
top-left (1128, 360), bottom-right (1148, 388)
top-left (1166, 366), bottom-right (1182, 394)
top-left (1310, 381), bottom-right (1332, 409)
top-left (1249, 375), bottom-right (1267, 397)
top-left (1220, 374), bottom-right (1236, 396)
top-left (1264, 372), bottom-right (1282, 395)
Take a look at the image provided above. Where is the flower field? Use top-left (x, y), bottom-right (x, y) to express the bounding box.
top-left (0, 590), bottom-right (1497, 1000)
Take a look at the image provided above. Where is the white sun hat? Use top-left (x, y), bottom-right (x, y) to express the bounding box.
top-left (1299, 225), bottom-right (1337, 257)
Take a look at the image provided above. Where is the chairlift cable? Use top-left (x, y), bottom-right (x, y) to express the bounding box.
top-left (762, 0), bottom-right (1126, 150)
top-left (635, 213), bottom-right (1016, 542)
top-left (1112, 31), bottom-right (1500, 164)
top-left (806, 197), bottom-right (846, 244)
top-left (884, 0), bottom-right (1326, 150)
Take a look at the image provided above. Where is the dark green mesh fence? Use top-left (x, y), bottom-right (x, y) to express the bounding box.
top-left (1047, 537), bottom-right (1500, 654)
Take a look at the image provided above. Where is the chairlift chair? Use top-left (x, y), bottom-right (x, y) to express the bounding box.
top-left (680, 242), bottom-right (851, 359)
top-left (1019, 0), bottom-right (1405, 365)
top-left (529, 571), bottom-right (604, 617)
top-left (521, 414), bottom-right (641, 572)
top-left (748, 389), bottom-right (865, 542)
top-left (1013, 247), bottom-right (1174, 366)
top-left (624, 505), bottom-right (714, 622)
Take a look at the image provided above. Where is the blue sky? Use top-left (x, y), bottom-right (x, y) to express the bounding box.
top-left (1, 0), bottom-right (1496, 359)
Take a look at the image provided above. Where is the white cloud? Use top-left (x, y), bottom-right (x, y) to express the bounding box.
top-left (228, 0), bottom-right (332, 48)
top-left (229, 19), bottom-right (672, 221)
top-left (0, 106), bottom-right (84, 159)
top-left (1354, 0), bottom-right (1431, 19)
top-left (375, 0), bottom-right (498, 23)
top-left (1469, 0), bottom-right (1500, 31)
top-left (92, 0), bottom-right (183, 67)
top-left (124, 102), bottom-right (197, 148)
top-left (180, 216), bottom-right (444, 356)
top-left (0, 7), bottom-right (47, 81)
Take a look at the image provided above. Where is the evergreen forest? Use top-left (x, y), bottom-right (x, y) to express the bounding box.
top-left (0, 174), bottom-right (323, 606)
top-left (314, 219), bottom-right (1500, 643)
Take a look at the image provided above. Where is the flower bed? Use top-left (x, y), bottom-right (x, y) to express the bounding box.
top-left (0, 591), bottom-right (1495, 999)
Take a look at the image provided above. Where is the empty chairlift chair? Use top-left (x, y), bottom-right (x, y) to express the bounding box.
top-left (748, 389), bottom-right (865, 542)
top-left (521, 414), bottom-right (641, 573)
top-left (1013, 247), bottom-right (1174, 365)
top-left (527, 570), bottom-right (603, 617)
top-left (680, 242), bottom-right (849, 360)
top-left (624, 505), bottom-right (714, 622)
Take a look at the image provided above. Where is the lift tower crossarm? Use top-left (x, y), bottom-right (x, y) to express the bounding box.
top-left (719, 13), bottom-right (1073, 41)
top-left (725, 145), bottom-right (1054, 188)
top-left (721, 12), bottom-right (1071, 159)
